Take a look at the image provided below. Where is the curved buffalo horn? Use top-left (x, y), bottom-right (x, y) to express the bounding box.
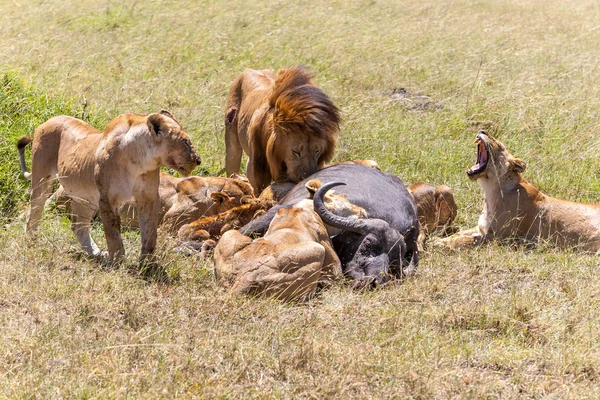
top-left (313, 181), bottom-right (368, 234)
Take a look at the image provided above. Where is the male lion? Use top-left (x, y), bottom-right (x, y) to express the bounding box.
top-left (213, 180), bottom-right (366, 302)
top-left (22, 111), bottom-right (201, 262)
top-left (439, 130), bottom-right (600, 251)
top-left (225, 66), bottom-right (340, 195)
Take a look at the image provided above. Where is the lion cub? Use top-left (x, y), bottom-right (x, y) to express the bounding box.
top-left (440, 130), bottom-right (600, 251)
top-left (22, 111), bottom-right (201, 262)
top-left (408, 182), bottom-right (458, 248)
top-left (213, 180), bottom-right (366, 302)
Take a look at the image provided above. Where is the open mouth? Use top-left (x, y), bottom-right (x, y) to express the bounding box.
top-left (467, 136), bottom-right (488, 176)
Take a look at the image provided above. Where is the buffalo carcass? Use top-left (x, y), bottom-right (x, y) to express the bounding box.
top-left (242, 164), bottom-right (419, 285)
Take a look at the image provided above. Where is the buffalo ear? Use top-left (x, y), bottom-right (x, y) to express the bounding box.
top-left (511, 158), bottom-right (527, 173)
top-left (211, 191), bottom-right (231, 205)
top-left (147, 113), bottom-right (166, 136)
top-left (305, 179), bottom-right (322, 199)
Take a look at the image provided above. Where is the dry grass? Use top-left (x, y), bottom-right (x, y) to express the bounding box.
top-left (2, 0), bottom-right (600, 398)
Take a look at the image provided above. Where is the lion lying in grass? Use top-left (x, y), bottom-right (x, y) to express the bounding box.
top-left (439, 130), bottom-right (600, 251)
top-left (21, 111), bottom-right (201, 262)
top-left (213, 180), bottom-right (366, 302)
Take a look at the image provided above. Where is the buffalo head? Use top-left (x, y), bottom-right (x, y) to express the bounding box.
top-left (314, 182), bottom-right (408, 287)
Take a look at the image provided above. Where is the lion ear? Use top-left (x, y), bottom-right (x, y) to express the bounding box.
top-left (305, 179), bottom-right (322, 199)
top-left (160, 110), bottom-right (174, 118)
top-left (211, 191), bottom-right (231, 205)
top-left (147, 113), bottom-right (167, 136)
top-left (511, 158), bottom-right (527, 173)
top-left (240, 195), bottom-right (258, 205)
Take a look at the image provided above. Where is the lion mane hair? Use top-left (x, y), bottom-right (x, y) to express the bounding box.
top-left (265, 67), bottom-right (340, 180)
top-left (225, 66), bottom-right (341, 194)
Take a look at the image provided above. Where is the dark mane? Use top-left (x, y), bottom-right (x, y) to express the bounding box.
top-left (269, 66), bottom-right (341, 142)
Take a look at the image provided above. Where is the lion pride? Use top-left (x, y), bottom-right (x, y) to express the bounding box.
top-left (225, 66), bottom-right (340, 195)
top-left (439, 130), bottom-right (600, 251)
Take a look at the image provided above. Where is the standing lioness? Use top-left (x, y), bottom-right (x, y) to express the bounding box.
top-left (440, 130), bottom-right (600, 251)
top-left (23, 111), bottom-right (201, 262)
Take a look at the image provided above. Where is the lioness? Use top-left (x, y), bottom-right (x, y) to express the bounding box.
top-left (23, 111), bottom-right (201, 262)
top-left (439, 130), bottom-right (600, 251)
top-left (213, 180), bottom-right (366, 301)
top-left (225, 66), bottom-right (340, 195)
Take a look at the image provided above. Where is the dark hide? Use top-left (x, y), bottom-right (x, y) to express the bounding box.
top-left (241, 164), bottom-right (419, 284)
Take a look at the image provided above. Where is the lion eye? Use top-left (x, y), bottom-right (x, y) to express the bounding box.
top-left (293, 150), bottom-right (301, 158)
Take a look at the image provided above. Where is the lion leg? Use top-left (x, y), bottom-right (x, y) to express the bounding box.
top-left (225, 114), bottom-right (243, 176)
top-left (26, 174), bottom-right (55, 234)
top-left (434, 227), bottom-right (485, 249)
top-left (213, 229), bottom-right (254, 284)
top-left (321, 242), bottom-right (342, 280)
top-left (137, 200), bottom-right (159, 261)
top-left (246, 156), bottom-right (271, 195)
top-left (69, 199), bottom-right (102, 256)
top-left (135, 170), bottom-right (160, 262)
top-left (240, 242), bottom-right (326, 301)
top-left (98, 195), bottom-right (125, 263)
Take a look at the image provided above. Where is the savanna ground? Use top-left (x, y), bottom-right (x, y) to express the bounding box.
top-left (1, 0), bottom-right (600, 398)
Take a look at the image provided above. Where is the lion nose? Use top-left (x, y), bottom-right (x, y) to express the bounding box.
top-left (192, 152), bottom-right (201, 166)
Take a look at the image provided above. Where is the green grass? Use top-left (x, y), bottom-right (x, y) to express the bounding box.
top-left (2, 0), bottom-right (600, 397)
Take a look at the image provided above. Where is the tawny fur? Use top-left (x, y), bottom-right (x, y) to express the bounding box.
top-left (21, 111), bottom-right (201, 262)
top-left (258, 180), bottom-right (297, 203)
top-left (256, 160), bottom-right (380, 203)
top-left (439, 131), bottom-right (600, 251)
top-left (225, 66), bottom-right (340, 195)
top-left (177, 196), bottom-right (274, 242)
top-left (326, 159), bottom-right (381, 171)
top-left (159, 175), bottom-right (255, 232)
top-left (408, 182), bottom-right (458, 247)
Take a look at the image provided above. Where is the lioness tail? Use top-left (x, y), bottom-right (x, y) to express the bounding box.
top-left (17, 136), bottom-right (32, 180)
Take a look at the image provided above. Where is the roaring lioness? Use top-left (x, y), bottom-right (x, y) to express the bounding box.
top-left (225, 66), bottom-right (340, 195)
top-left (440, 130), bottom-right (600, 251)
top-left (213, 180), bottom-right (366, 302)
top-left (22, 111), bottom-right (201, 262)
